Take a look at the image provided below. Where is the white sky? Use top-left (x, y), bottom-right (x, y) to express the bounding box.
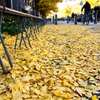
top-left (57, 0), bottom-right (78, 11)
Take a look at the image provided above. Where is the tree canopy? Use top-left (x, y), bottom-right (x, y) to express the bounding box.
top-left (56, 4), bottom-right (72, 18)
top-left (37, 0), bottom-right (63, 17)
top-left (27, 0), bottom-right (63, 16)
top-left (28, 0), bottom-right (100, 17)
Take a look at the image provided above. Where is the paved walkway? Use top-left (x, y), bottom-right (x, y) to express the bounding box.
top-left (46, 21), bottom-right (100, 31)
top-left (46, 21), bottom-right (100, 25)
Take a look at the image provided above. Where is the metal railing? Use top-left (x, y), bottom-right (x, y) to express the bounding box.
top-left (0, 5), bottom-right (44, 74)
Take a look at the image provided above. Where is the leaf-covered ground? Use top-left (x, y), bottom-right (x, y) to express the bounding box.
top-left (0, 24), bottom-right (100, 100)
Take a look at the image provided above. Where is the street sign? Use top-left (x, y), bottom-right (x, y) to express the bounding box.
top-left (80, 0), bottom-right (83, 5)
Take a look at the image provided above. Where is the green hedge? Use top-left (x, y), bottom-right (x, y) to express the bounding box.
top-left (1, 16), bottom-right (18, 35)
top-left (1, 16), bottom-right (38, 36)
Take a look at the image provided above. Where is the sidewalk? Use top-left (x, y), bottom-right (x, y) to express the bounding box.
top-left (0, 21), bottom-right (100, 100)
top-left (46, 20), bottom-right (100, 26)
top-left (46, 21), bottom-right (100, 32)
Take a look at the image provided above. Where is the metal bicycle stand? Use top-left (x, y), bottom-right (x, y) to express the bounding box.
top-left (0, 57), bottom-right (7, 75)
top-left (38, 20), bottom-right (42, 33)
top-left (40, 19), bottom-right (43, 33)
top-left (74, 14), bottom-right (77, 25)
top-left (94, 13), bottom-right (97, 24)
top-left (39, 19), bottom-right (44, 33)
top-left (35, 19), bottom-right (37, 33)
top-left (29, 18), bottom-right (34, 39)
top-left (25, 18), bottom-right (29, 39)
top-left (14, 17), bottom-right (20, 49)
top-left (23, 18), bottom-right (32, 48)
top-left (19, 17), bottom-right (27, 48)
top-left (67, 16), bottom-right (69, 23)
top-left (53, 16), bottom-right (54, 24)
top-left (14, 17), bottom-right (27, 49)
top-left (0, 12), bottom-right (13, 74)
top-left (32, 18), bottom-right (37, 39)
top-left (37, 19), bottom-right (40, 34)
top-left (55, 14), bottom-right (57, 25)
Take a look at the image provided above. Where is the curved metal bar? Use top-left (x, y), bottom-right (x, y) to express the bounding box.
top-left (0, 12), bottom-right (13, 68)
top-left (23, 18), bottom-right (32, 48)
top-left (33, 18), bottom-right (37, 39)
top-left (37, 19), bottom-right (40, 34)
top-left (35, 18), bottom-right (38, 33)
top-left (0, 57), bottom-right (7, 75)
top-left (14, 17), bottom-right (20, 49)
top-left (19, 17), bottom-right (27, 48)
top-left (29, 18), bottom-right (34, 39)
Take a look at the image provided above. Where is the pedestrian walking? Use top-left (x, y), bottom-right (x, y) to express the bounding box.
top-left (71, 12), bottom-right (74, 22)
top-left (81, 1), bottom-right (91, 24)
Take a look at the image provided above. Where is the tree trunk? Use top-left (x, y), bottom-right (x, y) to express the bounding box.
top-left (35, 0), bottom-right (39, 16)
top-left (40, 11), bottom-right (45, 17)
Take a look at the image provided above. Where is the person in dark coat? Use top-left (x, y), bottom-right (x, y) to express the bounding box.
top-left (71, 13), bottom-right (74, 22)
top-left (81, 1), bottom-right (91, 24)
top-left (98, 10), bottom-right (100, 22)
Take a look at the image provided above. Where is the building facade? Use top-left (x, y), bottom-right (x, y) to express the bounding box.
top-left (0, 0), bottom-right (40, 16)
top-left (0, 0), bottom-right (31, 11)
top-left (0, 0), bottom-right (5, 6)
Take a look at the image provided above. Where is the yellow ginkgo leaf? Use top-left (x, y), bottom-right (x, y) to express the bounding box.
top-left (92, 95), bottom-right (97, 100)
top-left (41, 85), bottom-right (48, 94)
top-left (21, 75), bottom-right (30, 82)
top-left (75, 87), bottom-right (83, 96)
top-left (12, 91), bottom-right (22, 100)
top-left (53, 90), bottom-right (63, 96)
top-left (62, 93), bottom-right (71, 99)
top-left (34, 88), bottom-right (41, 95)
top-left (34, 55), bottom-right (38, 60)
top-left (24, 52), bottom-right (27, 56)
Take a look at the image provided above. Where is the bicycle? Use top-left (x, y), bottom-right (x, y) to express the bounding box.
top-left (86, 13), bottom-right (90, 25)
top-left (82, 12), bottom-right (90, 25)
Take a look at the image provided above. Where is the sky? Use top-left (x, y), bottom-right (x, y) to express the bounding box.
top-left (57, 0), bottom-right (78, 11)
top-left (49, 0), bottom-right (82, 18)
